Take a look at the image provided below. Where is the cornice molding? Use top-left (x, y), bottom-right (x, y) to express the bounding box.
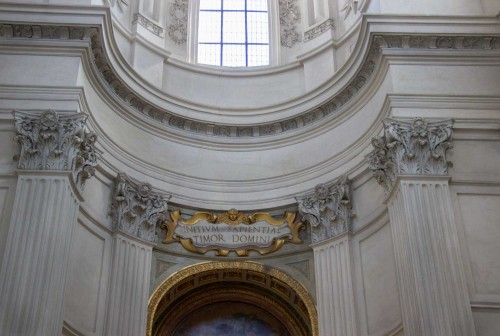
top-left (0, 22), bottom-right (498, 139)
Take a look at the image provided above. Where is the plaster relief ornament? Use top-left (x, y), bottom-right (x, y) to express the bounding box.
top-left (133, 13), bottom-right (164, 36)
top-left (367, 117), bottom-right (453, 194)
top-left (2, 24), bottom-right (498, 138)
top-left (106, 0), bottom-right (128, 13)
top-left (168, 0), bottom-right (188, 44)
top-left (109, 173), bottom-right (170, 243)
top-left (297, 176), bottom-right (354, 243)
top-left (13, 109), bottom-right (99, 191)
top-left (161, 209), bottom-right (305, 256)
top-left (341, 0), bottom-right (359, 19)
top-left (279, 0), bottom-right (301, 47)
top-left (304, 19), bottom-right (334, 42)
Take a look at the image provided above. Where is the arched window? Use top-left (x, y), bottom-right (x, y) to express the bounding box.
top-left (196, 0), bottom-right (270, 67)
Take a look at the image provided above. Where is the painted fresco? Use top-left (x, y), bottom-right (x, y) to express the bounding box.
top-left (173, 302), bottom-right (290, 336)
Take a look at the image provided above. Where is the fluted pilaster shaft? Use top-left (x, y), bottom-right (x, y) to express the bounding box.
top-left (105, 173), bottom-right (168, 336)
top-left (386, 177), bottom-right (475, 336)
top-left (313, 233), bottom-right (357, 336)
top-left (0, 172), bottom-right (80, 335)
top-left (106, 234), bottom-right (152, 336)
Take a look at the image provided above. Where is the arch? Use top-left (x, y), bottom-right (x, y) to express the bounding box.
top-left (147, 261), bottom-right (318, 336)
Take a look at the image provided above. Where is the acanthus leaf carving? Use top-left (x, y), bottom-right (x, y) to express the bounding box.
top-left (297, 176), bottom-right (354, 243)
top-left (279, 0), bottom-right (301, 47)
top-left (367, 117), bottom-right (453, 193)
top-left (109, 173), bottom-right (170, 243)
top-left (13, 109), bottom-right (99, 192)
top-left (168, 0), bottom-right (188, 44)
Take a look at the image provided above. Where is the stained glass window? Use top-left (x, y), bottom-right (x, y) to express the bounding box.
top-left (198, 0), bottom-right (269, 67)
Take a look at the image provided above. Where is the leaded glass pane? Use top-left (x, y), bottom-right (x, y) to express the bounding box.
top-left (223, 0), bottom-right (245, 10)
top-left (198, 0), bottom-right (269, 67)
top-left (222, 12), bottom-right (246, 43)
top-left (248, 45), bottom-right (269, 66)
top-left (198, 44), bottom-right (221, 66)
top-left (247, 0), bottom-right (267, 11)
top-left (222, 45), bottom-right (246, 66)
top-left (247, 12), bottom-right (268, 43)
top-left (199, 0), bottom-right (222, 10)
top-left (198, 11), bottom-right (221, 43)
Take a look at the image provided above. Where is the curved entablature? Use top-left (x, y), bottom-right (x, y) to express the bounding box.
top-left (2, 15), bottom-right (498, 142)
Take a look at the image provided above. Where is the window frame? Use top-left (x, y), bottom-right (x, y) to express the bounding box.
top-left (187, 0), bottom-right (280, 67)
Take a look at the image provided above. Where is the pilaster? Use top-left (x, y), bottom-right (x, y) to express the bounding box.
top-left (298, 176), bottom-right (357, 336)
top-left (106, 173), bottom-right (169, 336)
top-left (312, 233), bottom-right (357, 336)
top-left (368, 117), bottom-right (475, 336)
top-left (0, 110), bottom-right (98, 335)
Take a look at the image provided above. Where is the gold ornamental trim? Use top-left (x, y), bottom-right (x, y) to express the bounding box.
top-left (146, 261), bottom-right (319, 336)
top-left (161, 209), bottom-right (305, 256)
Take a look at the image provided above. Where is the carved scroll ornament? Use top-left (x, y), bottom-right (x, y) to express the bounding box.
top-left (297, 176), bottom-right (354, 243)
top-left (367, 117), bottom-right (453, 193)
top-left (109, 173), bottom-right (170, 242)
top-left (161, 209), bottom-right (305, 256)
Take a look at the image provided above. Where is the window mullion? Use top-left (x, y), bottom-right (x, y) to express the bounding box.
top-left (245, 0), bottom-right (248, 67)
top-left (220, 1), bottom-right (224, 66)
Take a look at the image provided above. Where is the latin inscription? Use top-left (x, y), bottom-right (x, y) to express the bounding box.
top-left (174, 221), bottom-right (291, 248)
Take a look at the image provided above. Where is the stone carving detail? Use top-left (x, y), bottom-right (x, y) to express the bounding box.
top-left (168, 0), bottom-right (188, 44)
top-left (109, 173), bottom-right (170, 242)
top-left (297, 176), bottom-right (354, 243)
top-left (133, 13), bottom-right (163, 36)
top-left (367, 118), bottom-right (453, 193)
top-left (341, 0), bottom-right (358, 19)
top-left (13, 110), bottom-right (99, 191)
top-left (279, 0), bottom-right (301, 47)
top-left (3, 24), bottom-right (498, 138)
top-left (107, 0), bottom-right (128, 13)
top-left (304, 19), bottom-right (334, 42)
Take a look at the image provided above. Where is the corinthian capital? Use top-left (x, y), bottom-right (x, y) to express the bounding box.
top-left (109, 173), bottom-right (170, 243)
top-left (13, 109), bottom-right (99, 191)
top-left (297, 176), bottom-right (354, 244)
top-left (367, 117), bottom-right (453, 193)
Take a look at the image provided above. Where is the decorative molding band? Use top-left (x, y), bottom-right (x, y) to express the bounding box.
top-left (133, 13), bottom-right (163, 36)
top-left (109, 173), bottom-right (170, 243)
top-left (367, 117), bottom-right (453, 194)
top-left (168, 0), bottom-right (188, 44)
top-left (279, 0), bottom-right (301, 47)
top-left (13, 109), bottom-right (99, 192)
top-left (297, 176), bottom-right (354, 243)
top-left (304, 19), bottom-right (334, 42)
top-left (1, 23), bottom-right (498, 138)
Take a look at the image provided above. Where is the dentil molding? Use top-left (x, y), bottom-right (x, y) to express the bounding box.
top-left (109, 173), bottom-right (170, 243)
top-left (13, 109), bottom-right (99, 192)
top-left (297, 176), bottom-right (354, 243)
top-left (367, 117), bottom-right (453, 194)
top-left (1, 23), bottom-right (498, 138)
